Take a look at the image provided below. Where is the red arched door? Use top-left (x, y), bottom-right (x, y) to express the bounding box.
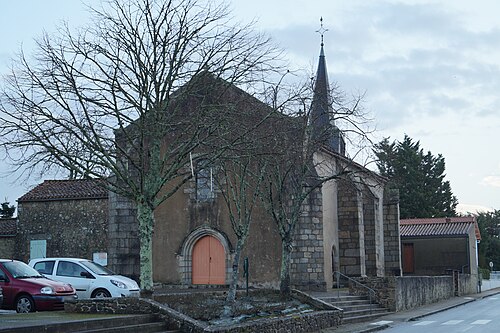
top-left (192, 235), bottom-right (225, 284)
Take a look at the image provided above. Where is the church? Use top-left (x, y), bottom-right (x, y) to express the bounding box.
top-left (106, 37), bottom-right (402, 291)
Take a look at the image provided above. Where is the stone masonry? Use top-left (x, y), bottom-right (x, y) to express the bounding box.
top-left (291, 186), bottom-right (326, 291)
top-left (107, 190), bottom-right (140, 282)
top-left (337, 179), bottom-right (361, 276)
top-left (16, 199), bottom-right (108, 262)
top-left (362, 190), bottom-right (377, 276)
top-left (383, 188), bottom-right (402, 276)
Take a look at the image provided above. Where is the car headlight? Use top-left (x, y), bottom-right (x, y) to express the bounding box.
top-left (110, 279), bottom-right (127, 289)
top-left (40, 286), bottom-right (55, 295)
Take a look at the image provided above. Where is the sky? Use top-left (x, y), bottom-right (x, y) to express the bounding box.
top-left (0, 0), bottom-right (499, 214)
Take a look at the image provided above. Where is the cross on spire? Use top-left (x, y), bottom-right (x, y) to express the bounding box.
top-left (316, 17), bottom-right (328, 46)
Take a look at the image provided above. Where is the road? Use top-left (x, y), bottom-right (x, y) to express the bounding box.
top-left (380, 295), bottom-right (500, 332)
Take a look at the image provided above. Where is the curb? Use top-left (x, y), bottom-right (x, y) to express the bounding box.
top-left (355, 324), bottom-right (391, 333)
top-left (407, 298), bottom-right (475, 321)
top-left (408, 288), bottom-right (500, 322)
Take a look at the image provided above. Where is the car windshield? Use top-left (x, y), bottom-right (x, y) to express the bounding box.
top-left (80, 261), bottom-right (115, 276)
top-left (3, 261), bottom-right (43, 279)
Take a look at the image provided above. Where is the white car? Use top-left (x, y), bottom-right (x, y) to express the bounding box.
top-left (29, 258), bottom-right (140, 299)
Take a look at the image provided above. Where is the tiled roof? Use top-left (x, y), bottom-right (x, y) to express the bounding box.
top-left (400, 217), bottom-right (481, 241)
top-left (18, 179), bottom-right (108, 202)
top-left (0, 218), bottom-right (16, 236)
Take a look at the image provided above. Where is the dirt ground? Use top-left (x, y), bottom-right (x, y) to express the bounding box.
top-left (155, 289), bottom-right (314, 324)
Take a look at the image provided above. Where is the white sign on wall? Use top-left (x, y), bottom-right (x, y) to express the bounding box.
top-left (93, 252), bottom-right (108, 266)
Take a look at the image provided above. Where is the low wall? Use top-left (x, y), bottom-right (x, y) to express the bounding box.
top-left (348, 276), bottom-right (397, 311)
top-left (352, 274), bottom-right (477, 312)
top-left (65, 290), bottom-right (342, 333)
top-left (395, 276), bottom-right (453, 311)
top-left (459, 274), bottom-right (478, 295)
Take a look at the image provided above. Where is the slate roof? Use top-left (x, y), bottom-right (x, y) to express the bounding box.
top-left (18, 179), bottom-right (108, 202)
top-left (0, 218), bottom-right (17, 236)
top-left (400, 217), bottom-right (481, 241)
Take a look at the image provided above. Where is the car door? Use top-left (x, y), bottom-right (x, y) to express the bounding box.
top-left (0, 265), bottom-right (14, 309)
top-left (53, 260), bottom-right (94, 299)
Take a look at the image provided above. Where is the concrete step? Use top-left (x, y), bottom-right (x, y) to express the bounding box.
top-left (75, 321), bottom-right (173, 333)
top-left (0, 314), bottom-right (176, 333)
top-left (342, 311), bottom-right (392, 324)
top-left (344, 307), bottom-right (388, 316)
top-left (315, 292), bottom-right (391, 325)
top-left (327, 299), bottom-right (375, 307)
top-left (338, 303), bottom-right (384, 312)
top-left (319, 295), bottom-right (368, 303)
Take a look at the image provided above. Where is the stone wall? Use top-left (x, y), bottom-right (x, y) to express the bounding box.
top-left (363, 189), bottom-right (376, 276)
top-left (337, 179), bottom-right (361, 276)
top-left (350, 275), bottom-right (476, 312)
top-left (383, 189), bottom-right (401, 276)
top-left (65, 290), bottom-right (342, 333)
top-left (0, 217), bottom-right (16, 258)
top-left (107, 190), bottom-right (140, 282)
top-left (349, 276), bottom-right (397, 311)
top-left (16, 199), bottom-right (108, 262)
top-left (459, 273), bottom-right (479, 295)
top-left (291, 186), bottom-right (327, 291)
top-left (0, 237), bottom-right (15, 258)
top-left (395, 276), bottom-right (454, 311)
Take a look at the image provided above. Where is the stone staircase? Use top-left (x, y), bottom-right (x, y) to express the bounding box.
top-left (0, 314), bottom-right (180, 333)
top-left (316, 293), bottom-right (390, 324)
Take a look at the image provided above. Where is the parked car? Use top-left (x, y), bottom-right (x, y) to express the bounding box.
top-left (0, 285), bottom-right (3, 308)
top-left (0, 259), bottom-right (76, 313)
top-left (29, 258), bottom-right (140, 299)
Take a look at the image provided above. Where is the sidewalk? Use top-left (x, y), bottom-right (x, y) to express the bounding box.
top-left (320, 285), bottom-right (500, 333)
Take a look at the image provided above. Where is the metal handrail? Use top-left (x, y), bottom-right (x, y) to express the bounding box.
top-left (334, 271), bottom-right (377, 314)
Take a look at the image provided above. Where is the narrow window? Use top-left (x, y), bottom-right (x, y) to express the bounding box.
top-left (196, 160), bottom-right (215, 201)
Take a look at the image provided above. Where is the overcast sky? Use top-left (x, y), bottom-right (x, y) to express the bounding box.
top-left (0, 0), bottom-right (499, 214)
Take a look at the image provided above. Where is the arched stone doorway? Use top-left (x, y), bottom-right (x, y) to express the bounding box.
top-left (178, 227), bottom-right (230, 285)
top-left (192, 235), bottom-right (226, 284)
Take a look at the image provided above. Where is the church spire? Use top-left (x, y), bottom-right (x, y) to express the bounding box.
top-left (310, 17), bottom-right (346, 156)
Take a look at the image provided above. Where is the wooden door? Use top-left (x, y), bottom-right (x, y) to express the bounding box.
top-left (192, 235), bottom-right (225, 284)
top-left (402, 243), bottom-right (415, 274)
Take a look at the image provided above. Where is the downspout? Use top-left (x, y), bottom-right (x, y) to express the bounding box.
top-left (465, 235), bottom-right (470, 274)
top-left (475, 239), bottom-right (480, 271)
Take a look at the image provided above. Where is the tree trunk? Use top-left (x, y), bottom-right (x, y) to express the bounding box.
top-left (137, 200), bottom-right (155, 295)
top-left (223, 239), bottom-right (244, 317)
top-left (280, 239), bottom-right (292, 295)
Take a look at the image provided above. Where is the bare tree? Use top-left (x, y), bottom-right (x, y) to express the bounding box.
top-left (260, 74), bottom-right (373, 294)
top-left (0, 0), bottom-right (281, 293)
top-left (215, 154), bottom-right (266, 316)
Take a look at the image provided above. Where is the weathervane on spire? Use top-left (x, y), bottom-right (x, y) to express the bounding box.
top-left (316, 17), bottom-right (328, 46)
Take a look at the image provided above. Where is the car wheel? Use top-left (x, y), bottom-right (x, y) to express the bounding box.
top-left (91, 289), bottom-right (111, 298)
top-left (16, 295), bottom-right (35, 313)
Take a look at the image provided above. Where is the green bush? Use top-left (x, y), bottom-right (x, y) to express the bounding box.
top-left (479, 267), bottom-right (490, 280)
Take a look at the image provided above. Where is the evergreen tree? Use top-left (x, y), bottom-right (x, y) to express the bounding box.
top-left (0, 201), bottom-right (15, 218)
top-left (477, 210), bottom-right (500, 270)
top-left (374, 135), bottom-right (458, 219)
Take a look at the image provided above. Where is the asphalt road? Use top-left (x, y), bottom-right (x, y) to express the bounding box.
top-left (380, 295), bottom-right (500, 333)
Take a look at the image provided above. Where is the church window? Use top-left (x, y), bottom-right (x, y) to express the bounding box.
top-left (196, 160), bottom-right (215, 201)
